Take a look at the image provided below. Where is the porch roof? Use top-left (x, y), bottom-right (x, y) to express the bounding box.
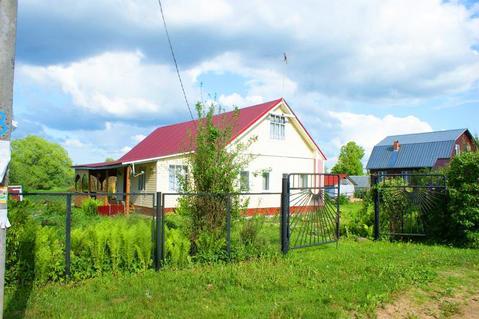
top-left (73, 160), bottom-right (123, 170)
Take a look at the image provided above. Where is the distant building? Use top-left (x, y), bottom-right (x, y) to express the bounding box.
top-left (366, 128), bottom-right (476, 175)
top-left (348, 175), bottom-right (370, 191)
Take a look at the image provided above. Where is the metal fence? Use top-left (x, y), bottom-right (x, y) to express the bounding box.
top-left (157, 192), bottom-right (282, 269)
top-left (371, 173), bottom-right (447, 239)
top-left (7, 191), bottom-right (156, 278)
top-left (7, 183), bottom-right (341, 279)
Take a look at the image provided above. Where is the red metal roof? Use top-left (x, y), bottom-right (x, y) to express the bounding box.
top-left (74, 98), bottom-right (326, 168)
top-left (119, 98), bottom-right (283, 163)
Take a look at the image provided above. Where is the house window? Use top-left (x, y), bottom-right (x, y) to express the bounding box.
top-left (455, 144), bottom-right (461, 155)
top-left (137, 172), bottom-right (146, 191)
top-left (270, 114), bottom-right (286, 140)
top-left (300, 174), bottom-right (309, 188)
top-left (262, 172), bottom-right (270, 191)
top-left (240, 171), bottom-right (250, 191)
top-left (169, 165), bottom-right (187, 192)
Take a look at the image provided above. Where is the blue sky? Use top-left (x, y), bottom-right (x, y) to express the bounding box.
top-left (11, 0), bottom-right (479, 167)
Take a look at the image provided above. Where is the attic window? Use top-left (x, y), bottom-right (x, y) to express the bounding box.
top-left (270, 114), bottom-right (286, 140)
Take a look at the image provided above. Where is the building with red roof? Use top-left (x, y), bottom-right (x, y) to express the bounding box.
top-left (73, 98), bottom-right (326, 212)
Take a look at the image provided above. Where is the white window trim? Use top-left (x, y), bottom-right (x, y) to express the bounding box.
top-left (270, 114), bottom-right (286, 140)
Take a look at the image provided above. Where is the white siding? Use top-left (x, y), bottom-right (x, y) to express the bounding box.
top-left (155, 102), bottom-right (326, 210)
top-left (130, 162), bottom-right (157, 208)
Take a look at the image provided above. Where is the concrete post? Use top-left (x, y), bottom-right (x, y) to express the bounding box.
top-left (0, 1), bottom-right (18, 317)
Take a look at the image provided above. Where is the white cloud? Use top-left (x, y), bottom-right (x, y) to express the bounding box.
top-left (132, 134), bottom-right (146, 143)
top-left (19, 51), bottom-right (200, 118)
top-left (63, 138), bottom-right (86, 148)
top-left (43, 122), bottom-right (157, 164)
top-left (328, 111), bottom-right (433, 163)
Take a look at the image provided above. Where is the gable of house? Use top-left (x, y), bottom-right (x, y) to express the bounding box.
top-left (366, 128), bottom-right (473, 170)
top-left (78, 98), bottom-right (325, 166)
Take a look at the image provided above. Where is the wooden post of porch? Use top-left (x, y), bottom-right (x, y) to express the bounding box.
top-left (125, 166), bottom-right (131, 214)
top-left (88, 171), bottom-right (91, 194)
top-left (105, 170), bottom-right (109, 194)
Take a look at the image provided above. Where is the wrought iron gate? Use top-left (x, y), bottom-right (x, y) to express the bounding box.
top-left (281, 173), bottom-right (340, 252)
top-left (372, 173), bottom-right (447, 239)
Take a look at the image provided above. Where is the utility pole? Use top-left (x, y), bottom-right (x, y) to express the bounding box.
top-left (0, 1), bottom-right (18, 318)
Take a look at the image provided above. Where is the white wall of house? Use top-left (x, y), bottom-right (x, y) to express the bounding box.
top-left (152, 101), bottom-right (326, 210)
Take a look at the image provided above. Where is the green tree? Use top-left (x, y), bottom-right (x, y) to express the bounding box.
top-left (104, 157), bottom-right (115, 162)
top-left (331, 141), bottom-right (365, 176)
top-left (179, 102), bottom-right (255, 247)
top-left (10, 135), bottom-right (74, 191)
top-left (446, 151), bottom-right (479, 247)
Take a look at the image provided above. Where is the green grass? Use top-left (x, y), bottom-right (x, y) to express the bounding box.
top-left (5, 240), bottom-right (479, 319)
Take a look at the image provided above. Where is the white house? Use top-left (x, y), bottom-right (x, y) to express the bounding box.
top-left (73, 98), bottom-right (327, 214)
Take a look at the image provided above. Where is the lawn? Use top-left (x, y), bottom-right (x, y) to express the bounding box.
top-left (5, 240), bottom-right (479, 319)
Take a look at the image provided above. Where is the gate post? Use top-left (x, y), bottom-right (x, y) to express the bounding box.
top-left (372, 175), bottom-right (380, 240)
top-left (280, 174), bottom-right (290, 254)
top-left (336, 175), bottom-right (341, 241)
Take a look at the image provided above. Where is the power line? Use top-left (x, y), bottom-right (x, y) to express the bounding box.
top-left (157, 0), bottom-right (194, 121)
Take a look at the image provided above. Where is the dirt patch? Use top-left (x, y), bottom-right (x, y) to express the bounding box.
top-left (452, 295), bottom-right (479, 319)
top-left (377, 293), bottom-right (479, 319)
top-left (376, 270), bottom-right (479, 319)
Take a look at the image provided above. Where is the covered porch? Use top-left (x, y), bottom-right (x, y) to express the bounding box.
top-left (73, 161), bottom-right (133, 214)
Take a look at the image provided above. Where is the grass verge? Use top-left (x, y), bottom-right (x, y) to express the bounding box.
top-left (5, 240), bottom-right (479, 319)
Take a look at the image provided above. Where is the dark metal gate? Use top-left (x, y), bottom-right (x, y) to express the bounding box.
top-left (372, 173), bottom-right (447, 239)
top-left (281, 173), bottom-right (340, 252)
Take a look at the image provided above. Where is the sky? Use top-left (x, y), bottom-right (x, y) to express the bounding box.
top-left (11, 0), bottom-right (479, 168)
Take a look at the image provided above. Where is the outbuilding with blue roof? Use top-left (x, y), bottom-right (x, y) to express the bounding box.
top-left (366, 128), bottom-right (476, 174)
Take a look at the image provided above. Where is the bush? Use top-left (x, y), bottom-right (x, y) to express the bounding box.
top-left (81, 198), bottom-right (102, 216)
top-left (446, 152), bottom-right (479, 247)
top-left (239, 216), bottom-right (264, 246)
top-left (6, 199), bottom-right (158, 285)
top-left (194, 231), bottom-right (227, 263)
top-left (165, 226), bottom-right (191, 266)
top-left (338, 194), bottom-right (350, 205)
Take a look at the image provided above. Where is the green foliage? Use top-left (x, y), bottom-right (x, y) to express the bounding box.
top-left (178, 102), bottom-right (255, 258)
top-left (446, 151), bottom-right (479, 247)
top-left (165, 226), bottom-right (191, 266)
top-left (10, 135), bottom-right (74, 191)
top-left (340, 199), bottom-right (374, 238)
top-left (239, 216), bottom-right (264, 246)
top-left (34, 227), bottom-right (64, 284)
top-left (194, 231), bottom-right (227, 263)
top-left (338, 194), bottom-right (350, 205)
top-left (5, 200), bottom-right (37, 285)
top-left (331, 141), bottom-right (365, 176)
top-left (81, 198), bottom-right (102, 216)
top-left (71, 217), bottom-right (153, 277)
top-left (6, 199), bottom-right (156, 285)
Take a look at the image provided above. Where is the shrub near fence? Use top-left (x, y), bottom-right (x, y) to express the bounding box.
top-left (6, 193), bottom-right (157, 286)
top-left (6, 192), bottom-right (282, 286)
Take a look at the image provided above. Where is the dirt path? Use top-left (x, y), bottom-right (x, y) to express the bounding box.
top-left (376, 270), bottom-right (479, 319)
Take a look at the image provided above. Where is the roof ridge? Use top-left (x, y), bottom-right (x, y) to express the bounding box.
top-left (384, 128), bottom-right (466, 139)
top-left (151, 98), bottom-right (283, 132)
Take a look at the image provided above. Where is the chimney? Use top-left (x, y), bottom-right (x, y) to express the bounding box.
top-left (393, 140), bottom-right (400, 151)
